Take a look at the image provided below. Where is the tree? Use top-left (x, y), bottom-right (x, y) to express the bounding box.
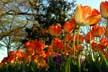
top-left (0, 0), bottom-right (76, 54)
top-left (23, 0), bottom-right (76, 45)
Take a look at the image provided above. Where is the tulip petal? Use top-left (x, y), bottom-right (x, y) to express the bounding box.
top-left (75, 5), bottom-right (84, 25)
top-left (74, 5), bottom-right (101, 26)
top-left (100, 1), bottom-right (108, 19)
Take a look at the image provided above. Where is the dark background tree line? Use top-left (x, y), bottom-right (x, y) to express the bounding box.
top-left (0, 0), bottom-right (76, 55)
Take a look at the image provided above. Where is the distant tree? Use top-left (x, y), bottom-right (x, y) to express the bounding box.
top-left (23, 0), bottom-right (76, 45)
top-left (35, 0), bottom-right (76, 28)
top-left (0, 0), bottom-right (76, 54)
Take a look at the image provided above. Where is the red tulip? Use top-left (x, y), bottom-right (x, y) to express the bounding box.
top-left (9, 51), bottom-right (16, 57)
top-left (100, 38), bottom-right (108, 48)
top-left (74, 5), bottom-right (101, 26)
top-left (34, 40), bottom-right (45, 50)
top-left (91, 41), bottom-right (105, 52)
top-left (1, 57), bottom-right (8, 63)
top-left (53, 38), bottom-right (64, 51)
top-left (64, 33), bottom-right (72, 42)
top-left (91, 42), bottom-right (98, 52)
top-left (100, 1), bottom-right (108, 20)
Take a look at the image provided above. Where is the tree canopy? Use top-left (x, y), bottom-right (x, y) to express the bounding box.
top-left (0, 0), bottom-right (76, 52)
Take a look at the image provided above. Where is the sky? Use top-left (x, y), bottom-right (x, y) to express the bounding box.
top-left (76, 0), bottom-right (104, 10)
top-left (0, 0), bottom-right (106, 62)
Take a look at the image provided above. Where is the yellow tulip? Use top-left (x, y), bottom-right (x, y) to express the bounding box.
top-left (74, 5), bottom-right (101, 26)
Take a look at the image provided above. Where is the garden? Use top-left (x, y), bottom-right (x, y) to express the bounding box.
top-left (0, 0), bottom-right (108, 72)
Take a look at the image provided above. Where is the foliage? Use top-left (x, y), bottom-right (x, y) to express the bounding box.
top-left (0, 0), bottom-right (76, 51)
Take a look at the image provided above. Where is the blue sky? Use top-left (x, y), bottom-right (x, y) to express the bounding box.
top-left (76, 0), bottom-right (104, 10)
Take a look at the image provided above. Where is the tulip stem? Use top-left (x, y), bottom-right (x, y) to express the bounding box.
top-left (78, 54), bottom-right (81, 72)
top-left (77, 26), bottom-right (80, 45)
top-left (77, 26), bottom-right (81, 72)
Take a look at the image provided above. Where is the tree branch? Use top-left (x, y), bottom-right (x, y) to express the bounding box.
top-left (5, 12), bottom-right (39, 16)
top-left (0, 25), bottom-right (26, 40)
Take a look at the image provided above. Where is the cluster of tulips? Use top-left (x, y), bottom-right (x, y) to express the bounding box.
top-left (0, 1), bottom-right (108, 72)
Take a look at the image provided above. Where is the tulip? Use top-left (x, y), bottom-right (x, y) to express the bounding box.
top-left (8, 57), bottom-right (16, 63)
top-left (71, 33), bottom-right (84, 44)
top-left (100, 38), bottom-right (108, 48)
top-left (91, 42), bottom-right (98, 52)
top-left (100, 1), bottom-right (108, 20)
top-left (9, 50), bottom-right (16, 57)
top-left (47, 45), bottom-right (53, 56)
top-left (105, 30), bottom-right (108, 37)
top-left (74, 5), bottom-right (101, 26)
top-left (91, 25), bottom-right (105, 37)
top-left (16, 49), bottom-right (25, 61)
top-left (71, 44), bottom-right (83, 54)
top-left (24, 55), bottom-right (31, 63)
top-left (105, 26), bottom-right (108, 37)
top-left (48, 23), bottom-right (62, 36)
top-left (53, 38), bottom-right (64, 51)
top-left (64, 33), bottom-right (72, 42)
top-left (85, 32), bottom-right (94, 43)
top-left (63, 21), bottom-right (73, 33)
top-left (63, 18), bottom-right (77, 33)
top-left (1, 57), bottom-right (8, 63)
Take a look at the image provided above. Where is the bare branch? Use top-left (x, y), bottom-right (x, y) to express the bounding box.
top-left (5, 12), bottom-right (38, 16)
top-left (0, 25), bottom-right (26, 40)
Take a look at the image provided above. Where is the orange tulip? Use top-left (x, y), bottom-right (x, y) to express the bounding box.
top-left (7, 56), bottom-right (16, 63)
top-left (16, 49), bottom-right (25, 61)
top-left (63, 18), bottom-right (77, 33)
top-left (100, 1), bottom-right (108, 20)
top-left (63, 21), bottom-right (73, 33)
top-left (25, 40), bottom-right (45, 51)
top-left (105, 30), bottom-right (108, 37)
top-left (71, 33), bottom-right (84, 44)
top-left (25, 47), bottom-right (34, 55)
top-left (47, 45), bottom-right (53, 56)
top-left (74, 5), bottom-right (101, 26)
top-left (24, 55), bottom-right (31, 63)
top-left (85, 32), bottom-right (94, 43)
top-left (105, 26), bottom-right (108, 37)
top-left (91, 26), bottom-right (105, 37)
top-left (40, 51), bottom-right (47, 58)
top-left (48, 24), bottom-right (62, 36)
